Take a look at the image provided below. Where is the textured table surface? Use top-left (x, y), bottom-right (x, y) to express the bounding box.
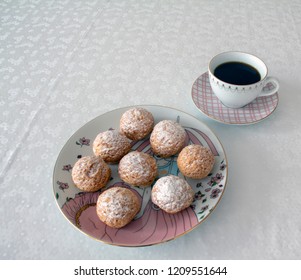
top-left (1, 0), bottom-right (301, 259)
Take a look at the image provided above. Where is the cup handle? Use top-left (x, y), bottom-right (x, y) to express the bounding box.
top-left (258, 76), bottom-right (280, 97)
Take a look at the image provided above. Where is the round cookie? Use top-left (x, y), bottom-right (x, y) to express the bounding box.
top-left (177, 144), bottom-right (215, 179)
top-left (151, 175), bottom-right (194, 214)
top-left (150, 120), bottom-right (186, 158)
top-left (120, 107), bottom-right (154, 140)
top-left (118, 151), bottom-right (157, 187)
top-left (71, 155), bottom-right (111, 192)
top-left (93, 130), bottom-right (131, 163)
top-left (96, 187), bottom-right (141, 228)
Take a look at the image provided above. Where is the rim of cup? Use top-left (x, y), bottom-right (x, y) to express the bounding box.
top-left (208, 51), bottom-right (268, 87)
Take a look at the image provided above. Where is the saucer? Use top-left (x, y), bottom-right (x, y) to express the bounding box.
top-left (191, 72), bottom-right (279, 125)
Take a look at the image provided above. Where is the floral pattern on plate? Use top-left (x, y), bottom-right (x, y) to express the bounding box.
top-left (53, 105), bottom-right (228, 246)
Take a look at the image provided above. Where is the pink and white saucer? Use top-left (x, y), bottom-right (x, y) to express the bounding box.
top-left (191, 72), bottom-right (279, 125)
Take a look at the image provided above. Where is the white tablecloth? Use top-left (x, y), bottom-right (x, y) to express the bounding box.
top-left (1, 0), bottom-right (301, 259)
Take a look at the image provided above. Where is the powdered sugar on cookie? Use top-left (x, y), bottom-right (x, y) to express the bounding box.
top-left (118, 151), bottom-right (157, 187)
top-left (150, 120), bottom-right (186, 157)
top-left (120, 107), bottom-right (154, 140)
top-left (93, 130), bottom-right (131, 163)
top-left (96, 187), bottom-right (141, 228)
top-left (151, 175), bottom-right (194, 214)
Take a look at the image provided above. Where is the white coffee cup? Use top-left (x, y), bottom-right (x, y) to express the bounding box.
top-left (208, 51), bottom-right (279, 108)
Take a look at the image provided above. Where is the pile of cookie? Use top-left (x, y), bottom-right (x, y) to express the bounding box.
top-left (71, 107), bottom-right (215, 228)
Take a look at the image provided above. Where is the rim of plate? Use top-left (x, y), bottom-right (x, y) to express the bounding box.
top-left (52, 104), bottom-right (228, 247)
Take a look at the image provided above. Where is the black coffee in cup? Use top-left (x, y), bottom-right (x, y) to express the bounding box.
top-left (213, 62), bottom-right (261, 85)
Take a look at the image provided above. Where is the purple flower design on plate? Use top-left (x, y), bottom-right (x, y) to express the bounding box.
top-left (215, 173), bottom-right (224, 183)
top-left (76, 137), bottom-right (90, 147)
top-left (198, 205), bottom-right (209, 214)
top-left (57, 181), bottom-right (69, 191)
top-left (62, 164), bottom-right (72, 172)
top-left (210, 188), bottom-right (222, 199)
top-left (207, 173), bottom-right (224, 187)
top-left (194, 190), bottom-right (205, 200)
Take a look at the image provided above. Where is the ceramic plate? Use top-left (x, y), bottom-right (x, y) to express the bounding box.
top-left (191, 72), bottom-right (279, 125)
top-left (53, 105), bottom-right (228, 247)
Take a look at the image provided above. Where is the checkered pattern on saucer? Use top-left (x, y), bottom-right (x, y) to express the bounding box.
top-left (191, 72), bottom-right (279, 124)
